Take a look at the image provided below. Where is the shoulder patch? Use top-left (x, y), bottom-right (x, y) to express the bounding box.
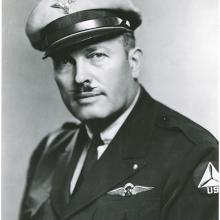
top-left (193, 161), bottom-right (219, 195)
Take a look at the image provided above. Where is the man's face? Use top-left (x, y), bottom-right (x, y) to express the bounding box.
top-left (52, 36), bottom-right (140, 122)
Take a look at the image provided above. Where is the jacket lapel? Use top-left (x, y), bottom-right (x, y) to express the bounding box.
top-left (51, 127), bottom-right (88, 217)
top-left (25, 129), bottom-right (77, 217)
top-left (64, 88), bottom-right (159, 219)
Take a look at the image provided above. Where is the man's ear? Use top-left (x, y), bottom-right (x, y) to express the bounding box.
top-left (128, 48), bottom-right (143, 79)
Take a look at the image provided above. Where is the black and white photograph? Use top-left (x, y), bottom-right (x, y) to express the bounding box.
top-left (2, 0), bottom-right (219, 220)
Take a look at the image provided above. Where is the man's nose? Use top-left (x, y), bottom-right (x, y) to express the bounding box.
top-left (74, 58), bottom-right (90, 84)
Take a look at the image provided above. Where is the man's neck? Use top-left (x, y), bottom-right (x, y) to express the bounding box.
top-left (86, 85), bottom-right (141, 134)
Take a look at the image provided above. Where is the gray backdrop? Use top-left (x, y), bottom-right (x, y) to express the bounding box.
top-left (2, 0), bottom-right (218, 219)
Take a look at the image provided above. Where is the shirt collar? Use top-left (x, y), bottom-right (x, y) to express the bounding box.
top-left (85, 87), bottom-right (141, 144)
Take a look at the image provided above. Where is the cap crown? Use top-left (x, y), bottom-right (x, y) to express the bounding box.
top-left (26, 0), bottom-right (141, 51)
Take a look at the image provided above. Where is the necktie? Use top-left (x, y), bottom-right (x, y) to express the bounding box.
top-left (72, 133), bottom-right (104, 194)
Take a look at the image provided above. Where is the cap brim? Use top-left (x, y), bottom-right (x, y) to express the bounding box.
top-left (45, 26), bottom-right (131, 57)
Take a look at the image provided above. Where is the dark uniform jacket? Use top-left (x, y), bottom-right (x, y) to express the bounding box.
top-left (19, 87), bottom-right (218, 220)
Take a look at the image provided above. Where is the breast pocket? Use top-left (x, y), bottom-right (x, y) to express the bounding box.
top-left (94, 189), bottom-right (161, 220)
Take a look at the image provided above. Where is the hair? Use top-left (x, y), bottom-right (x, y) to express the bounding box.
top-left (120, 31), bottom-right (136, 55)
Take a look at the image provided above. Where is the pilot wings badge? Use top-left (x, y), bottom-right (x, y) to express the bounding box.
top-left (51, 0), bottom-right (76, 14)
top-left (107, 183), bottom-right (154, 197)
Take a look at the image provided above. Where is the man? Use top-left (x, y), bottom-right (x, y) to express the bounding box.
top-left (20, 0), bottom-right (218, 219)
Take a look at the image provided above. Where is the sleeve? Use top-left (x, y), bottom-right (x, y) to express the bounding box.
top-left (18, 136), bottom-right (49, 220)
top-left (161, 143), bottom-right (218, 220)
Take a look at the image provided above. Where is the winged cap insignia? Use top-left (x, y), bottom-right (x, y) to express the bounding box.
top-left (108, 183), bottom-right (154, 197)
top-left (51, 0), bottom-right (76, 14)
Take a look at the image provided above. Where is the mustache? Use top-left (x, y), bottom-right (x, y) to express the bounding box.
top-left (73, 83), bottom-right (95, 94)
top-left (69, 83), bottom-right (103, 100)
top-left (68, 83), bottom-right (103, 97)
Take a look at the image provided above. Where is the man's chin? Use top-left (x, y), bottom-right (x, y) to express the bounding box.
top-left (69, 107), bottom-right (110, 122)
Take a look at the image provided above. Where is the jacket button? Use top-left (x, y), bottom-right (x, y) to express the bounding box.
top-left (133, 164), bottom-right (138, 170)
top-left (162, 115), bottom-right (168, 121)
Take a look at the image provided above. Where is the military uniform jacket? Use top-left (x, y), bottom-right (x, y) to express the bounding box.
top-left (19, 88), bottom-right (218, 220)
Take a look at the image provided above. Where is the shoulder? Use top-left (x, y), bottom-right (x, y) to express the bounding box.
top-left (28, 122), bottom-right (81, 176)
top-left (152, 103), bottom-right (219, 206)
top-left (45, 121), bottom-right (81, 148)
top-left (31, 121), bottom-right (81, 157)
top-left (149, 99), bottom-right (218, 174)
top-left (139, 87), bottom-right (217, 147)
top-left (154, 100), bottom-right (218, 147)
top-left (136, 88), bottom-right (217, 163)
top-left (37, 121), bottom-right (81, 152)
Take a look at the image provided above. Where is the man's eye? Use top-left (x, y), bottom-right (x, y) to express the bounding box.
top-left (53, 56), bottom-right (74, 65)
top-left (61, 58), bottom-right (68, 64)
top-left (52, 56), bottom-right (75, 70)
top-left (87, 52), bottom-right (106, 60)
top-left (61, 57), bottom-right (75, 64)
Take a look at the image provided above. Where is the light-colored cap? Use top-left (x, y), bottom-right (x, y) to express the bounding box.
top-left (26, 0), bottom-right (142, 56)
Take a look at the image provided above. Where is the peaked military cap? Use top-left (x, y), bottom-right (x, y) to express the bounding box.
top-left (26, 0), bottom-right (142, 56)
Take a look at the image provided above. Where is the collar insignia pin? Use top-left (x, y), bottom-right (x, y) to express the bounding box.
top-left (51, 0), bottom-right (76, 14)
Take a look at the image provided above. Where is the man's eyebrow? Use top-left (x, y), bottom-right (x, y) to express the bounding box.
top-left (83, 45), bottom-right (109, 53)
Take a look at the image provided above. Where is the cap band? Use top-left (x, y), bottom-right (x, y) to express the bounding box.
top-left (41, 10), bottom-right (132, 52)
top-left (44, 17), bottom-right (129, 48)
